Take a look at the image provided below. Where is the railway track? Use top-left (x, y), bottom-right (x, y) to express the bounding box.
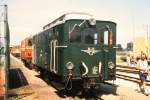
top-left (116, 65), bottom-right (150, 86)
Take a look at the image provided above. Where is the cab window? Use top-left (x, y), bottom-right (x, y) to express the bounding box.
top-left (69, 26), bottom-right (81, 43)
top-left (83, 28), bottom-right (97, 44)
top-left (99, 28), bottom-right (113, 45)
top-left (28, 39), bottom-right (32, 46)
top-left (69, 23), bottom-right (98, 44)
top-left (104, 30), bottom-right (109, 45)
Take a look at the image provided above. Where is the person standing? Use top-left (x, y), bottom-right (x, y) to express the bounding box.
top-left (126, 51), bottom-right (131, 66)
top-left (136, 53), bottom-right (149, 95)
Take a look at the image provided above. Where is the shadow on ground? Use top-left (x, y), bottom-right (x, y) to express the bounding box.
top-left (8, 68), bottom-right (29, 89)
top-left (55, 83), bottom-right (118, 100)
top-left (35, 73), bottom-right (118, 100)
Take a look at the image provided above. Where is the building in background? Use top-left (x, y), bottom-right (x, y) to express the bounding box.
top-left (116, 44), bottom-right (123, 51)
top-left (133, 37), bottom-right (150, 60)
top-left (127, 42), bottom-right (133, 51)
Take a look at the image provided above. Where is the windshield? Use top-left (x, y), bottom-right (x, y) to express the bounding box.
top-left (69, 23), bottom-right (113, 45)
top-left (27, 39), bottom-right (32, 47)
top-left (83, 27), bottom-right (97, 44)
top-left (69, 26), bottom-right (81, 43)
top-left (69, 25), bottom-right (98, 44)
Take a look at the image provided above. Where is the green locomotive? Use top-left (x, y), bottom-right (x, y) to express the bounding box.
top-left (32, 12), bottom-right (116, 91)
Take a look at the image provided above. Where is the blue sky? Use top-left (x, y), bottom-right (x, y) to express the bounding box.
top-left (1, 0), bottom-right (150, 48)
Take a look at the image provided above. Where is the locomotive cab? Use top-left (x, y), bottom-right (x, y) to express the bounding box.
top-left (62, 19), bottom-right (116, 89)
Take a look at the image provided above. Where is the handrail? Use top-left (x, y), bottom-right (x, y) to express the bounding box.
top-left (81, 61), bottom-right (89, 76)
top-left (99, 62), bottom-right (102, 73)
top-left (53, 40), bottom-right (57, 73)
top-left (50, 40), bottom-right (53, 71)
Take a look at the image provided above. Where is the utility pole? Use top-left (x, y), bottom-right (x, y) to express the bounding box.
top-left (147, 25), bottom-right (148, 38)
top-left (4, 5), bottom-right (10, 68)
top-left (3, 4), bottom-right (10, 100)
top-left (146, 25), bottom-right (149, 57)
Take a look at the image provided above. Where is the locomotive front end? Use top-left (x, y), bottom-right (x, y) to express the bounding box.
top-left (63, 19), bottom-right (116, 89)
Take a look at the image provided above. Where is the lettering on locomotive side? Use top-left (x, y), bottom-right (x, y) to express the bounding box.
top-left (92, 66), bottom-right (99, 74)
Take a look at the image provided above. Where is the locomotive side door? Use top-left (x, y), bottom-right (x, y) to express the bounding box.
top-left (32, 44), bottom-right (36, 65)
top-left (50, 36), bottom-right (67, 74)
top-left (99, 25), bottom-right (116, 80)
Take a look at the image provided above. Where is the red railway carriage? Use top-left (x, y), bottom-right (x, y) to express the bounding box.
top-left (20, 36), bottom-right (33, 68)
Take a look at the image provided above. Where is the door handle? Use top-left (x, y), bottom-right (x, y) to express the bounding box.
top-left (56, 45), bottom-right (68, 48)
top-left (113, 46), bottom-right (118, 49)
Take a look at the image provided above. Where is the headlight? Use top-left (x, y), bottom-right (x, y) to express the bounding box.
top-left (89, 18), bottom-right (96, 26)
top-left (66, 62), bottom-right (74, 70)
top-left (108, 62), bottom-right (115, 69)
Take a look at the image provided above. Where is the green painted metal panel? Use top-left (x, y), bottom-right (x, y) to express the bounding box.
top-left (33, 19), bottom-right (116, 81)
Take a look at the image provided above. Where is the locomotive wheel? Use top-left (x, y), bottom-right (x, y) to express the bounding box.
top-left (38, 68), bottom-right (45, 78)
top-left (90, 85), bottom-right (101, 94)
top-left (28, 63), bottom-right (33, 69)
top-left (34, 65), bottom-right (40, 73)
top-left (39, 69), bottom-right (50, 84)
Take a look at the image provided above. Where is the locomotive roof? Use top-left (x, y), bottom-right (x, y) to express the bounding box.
top-left (43, 12), bottom-right (94, 30)
top-left (43, 12), bottom-right (116, 31)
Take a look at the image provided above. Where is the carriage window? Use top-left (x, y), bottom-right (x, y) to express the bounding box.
top-left (28, 39), bottom-right (32, 46)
